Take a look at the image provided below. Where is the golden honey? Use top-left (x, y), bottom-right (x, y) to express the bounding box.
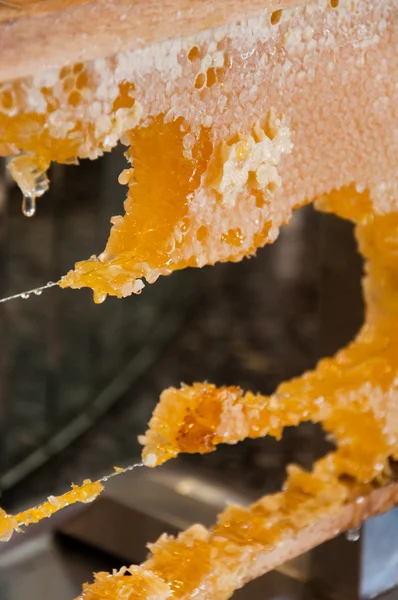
top-left (0, 1), bottom-right (396, 599)
top-left (0, 480), bottom-right (103, 540)
top-left (0, 0), bottom-right (395, 302)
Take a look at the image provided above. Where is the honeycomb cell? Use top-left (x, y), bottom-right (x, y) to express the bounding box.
top-left (195, 73), bottom-right (206, 89)
top-left (270, 9), bottom-right (283, 25)
top-left (188, 46), bottom-right (200, 62)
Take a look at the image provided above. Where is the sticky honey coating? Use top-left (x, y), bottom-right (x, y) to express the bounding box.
top-left (77, 565), bottom-right (171, 600)
top-left (0, 1), bottom-right (397, 598)
top-left (0, 479), bottom-right (103, 541)
top-left (76, 458), bottom-right (378, 600)
top-left (59, 112), bottom-right (290, 302)
top-left (1, 0), bottom-right (397, 301)
top-left (140, 187), bottom-right (398, 484)
top-left (79, 184), bottom-right (398, 600)
top-left (61, 117), bottom-right (214, 301)
top-left (142, 463), bottom-right (349, 599)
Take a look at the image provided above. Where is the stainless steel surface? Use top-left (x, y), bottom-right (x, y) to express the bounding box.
top-left (310, 506), bottom-right (398, 599)
top-left (361, 509), bottom-right (398, 599)
top-left (0, 535), bottom-right (111, 600)
top-left (0, 493), bottom-right (117, 600)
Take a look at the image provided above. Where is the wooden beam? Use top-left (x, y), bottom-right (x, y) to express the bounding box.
top-left (0, 0), bottom-right (306, 84)
top-left (245, 480), bottom-right (398, 584)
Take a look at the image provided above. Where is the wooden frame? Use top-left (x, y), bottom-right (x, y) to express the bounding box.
top-left (0, 0), bottom-right (307, 83)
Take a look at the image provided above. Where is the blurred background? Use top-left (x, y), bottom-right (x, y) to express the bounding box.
top-left (0, 149), bottom-right (364, 599)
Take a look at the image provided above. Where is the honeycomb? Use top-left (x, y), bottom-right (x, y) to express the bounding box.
top-left (0, 0), bottom-right (397, 599)
top-left (0, 0), bottom-right (396, 301)
top-left (78, 566), bottom-right (170, 600)
top-left (76, 460), bottom-right (376, 600)
top-left (139, 185), bottom-right (398, 482)
top-left (0, 479), bottom-right (103, 541)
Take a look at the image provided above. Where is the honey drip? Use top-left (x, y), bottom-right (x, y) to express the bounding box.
top-left (22, 194), bottom-right (36, 217)
top-left (7, 154), bottom-right (49, 217)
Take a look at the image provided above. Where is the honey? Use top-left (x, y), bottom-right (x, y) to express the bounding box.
top-left (61, 117), bottom-right (213, 300)
top-left (0, 0), bottom-right (395, 302)
top-left (0, 479), bottom-right (103, 540)
top-left (61, 180), bottom-right (398, 600)
top-left (77, 461), bottom-right (356, 600)
top-left (141, 187), bottom-right (398, 484)
top-left (77, 565), bottom-right (170, 600)
top-left (3, 182), bottom-right (395, 595)
top-left (0, 0), bottom-right (396, 599)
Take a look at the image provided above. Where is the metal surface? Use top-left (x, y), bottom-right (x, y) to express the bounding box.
top-left (311, 506), bottom-right (398, 600)
top-left (0, 529), bottom-right (120, 600)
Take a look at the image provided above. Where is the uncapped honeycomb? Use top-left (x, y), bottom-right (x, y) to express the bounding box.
top-left (140, 190), bottom-right (398, 485)
top-left (76, 459), bottom-right (384, 600)
top-left (78, 566), bottom-right (170, 600)
top-left (0, 0), bottom-right (396, 301)
top-left (0, 0), bottom-right (397, 599)
top-left (141, 189), bottom-right (398, 475)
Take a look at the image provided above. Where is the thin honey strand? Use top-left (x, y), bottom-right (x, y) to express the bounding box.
top-left (0, 463), bottom-right (143, 541)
